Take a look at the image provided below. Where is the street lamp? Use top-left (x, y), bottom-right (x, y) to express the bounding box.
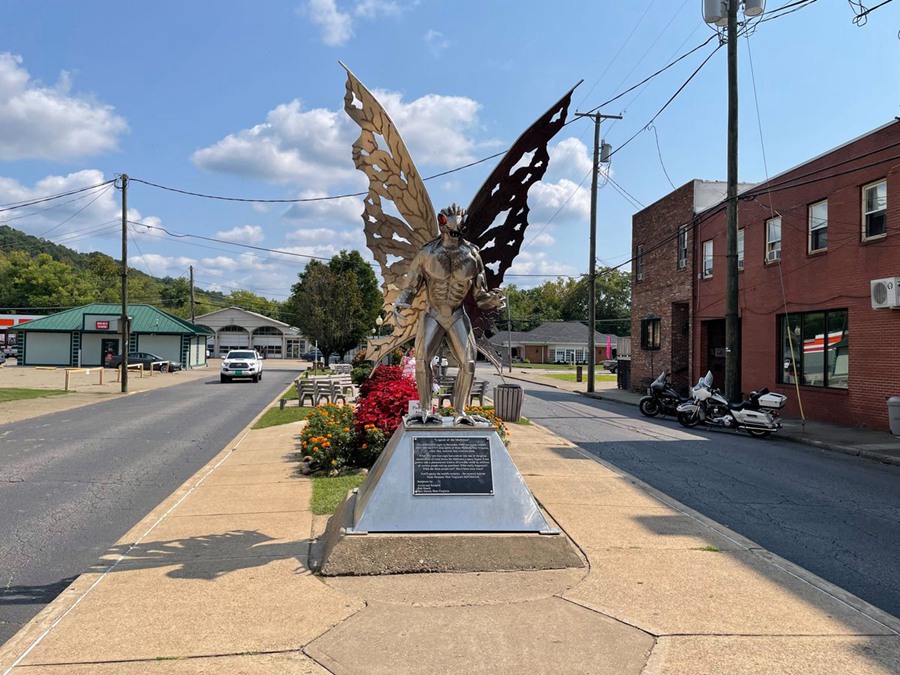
top-left (702, 0), bottom-right (765, 402)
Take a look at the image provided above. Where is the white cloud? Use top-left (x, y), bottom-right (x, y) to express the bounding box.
top-left (306, 0), bottom-right (354, 46)
top-left (192, 89), bottom-right (486, 186)
top-left (215, 225), bottom-right (264, 245)
top-left (191, 100), bottom-right (357, 189)
top-left (128, 253), bottom-right (196, 279)
top-left (371, 88), bottom-right (485, 167)
top-left (304, 0), bottom-right (410, 46)
top-left (0, 53), bottom-right (128, 161)
top-left (425, 29), bottom-right (450, 57)
top-left (507, 250), bottom-right (580, 289)
top-left (529, 177), bottom-right (591, 224)
top-left (0, 170), bottom-right (139, 247)
top-left (354, 0), bottom-right (403, 19)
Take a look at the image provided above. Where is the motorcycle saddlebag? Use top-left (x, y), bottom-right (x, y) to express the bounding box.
top-left (758, 392), bottom-right (787, 409)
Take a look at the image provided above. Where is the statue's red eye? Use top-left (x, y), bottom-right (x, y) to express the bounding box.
top-left (439, 215), bottom-right (447, 225)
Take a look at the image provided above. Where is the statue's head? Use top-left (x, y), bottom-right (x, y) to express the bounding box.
top-left (438, 204), bottom-right (467, 239)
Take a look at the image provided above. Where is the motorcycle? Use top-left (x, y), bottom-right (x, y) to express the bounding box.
top-left (639, 371), bottom-right (690, 418)
top-left (676, 371), bottom-right (787, 438)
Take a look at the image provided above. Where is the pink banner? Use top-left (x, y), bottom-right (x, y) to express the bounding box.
top-left (605, 335), bottom-right (612, 360)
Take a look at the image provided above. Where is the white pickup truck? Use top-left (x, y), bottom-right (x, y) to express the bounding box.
top-left (220, 349), bottom-right (264, 383)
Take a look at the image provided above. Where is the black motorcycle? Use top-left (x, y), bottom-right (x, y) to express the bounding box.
top-left (638, 371), bottom-right (689, 418)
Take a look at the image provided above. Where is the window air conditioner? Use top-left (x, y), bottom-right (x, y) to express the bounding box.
top-left (766, 249), bottom-right (781, 262)
top-left (870, 277), bottom-right (900, 309)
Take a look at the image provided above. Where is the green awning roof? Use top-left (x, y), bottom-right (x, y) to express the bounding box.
top-left (15, 303), bottom-right (213, 335)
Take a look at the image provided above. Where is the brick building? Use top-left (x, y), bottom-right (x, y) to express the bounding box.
top-left (630, 180), bottom-right (754, 395)
top-left (632, 120), bottom-right (899, 430)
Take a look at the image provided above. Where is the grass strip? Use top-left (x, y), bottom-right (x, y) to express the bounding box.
top-left (543, 373), bottom-right (617, 383)
top-left (311, 473), bottom-right (367, 515)
top-left (0, 388), bottom-right (69, 403)
top-left (252, 405), bottom-right (311, 429)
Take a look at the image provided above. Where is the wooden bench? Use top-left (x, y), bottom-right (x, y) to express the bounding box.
top-left (331, 363), bottom-right (352, 374)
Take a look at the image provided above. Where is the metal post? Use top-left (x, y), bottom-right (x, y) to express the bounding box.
top-left (574, 111), bottom-right (621, 393)
top-left (506, 294), bottom-right (513, 373)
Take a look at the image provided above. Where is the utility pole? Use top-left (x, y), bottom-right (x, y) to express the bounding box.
top-left (703, 0), bottom-right (765, 402)
top-left (575, 111), bottom-right (621, 393)
top-left (119, 174), bottom-right (129, 394)
top-left (189, 265), bottom-right (196, 323)
top-left (724, 0), bottom-right (740, 403)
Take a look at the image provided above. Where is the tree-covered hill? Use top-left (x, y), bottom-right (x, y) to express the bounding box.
top-left (0, 225), bottom-right (281, 320)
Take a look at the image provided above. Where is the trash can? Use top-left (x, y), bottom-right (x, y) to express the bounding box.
top-left (576, 365), bottom-right (583, 382)
top-left (887, 396), bottom-right (900, 436)
top-left (494, 383), bottom-right (524, 423)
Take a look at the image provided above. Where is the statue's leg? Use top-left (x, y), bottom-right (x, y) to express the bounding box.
top-left (445, 312), bottom-right (477, 414)
top-left (415, 314), bottom-right (443, 415)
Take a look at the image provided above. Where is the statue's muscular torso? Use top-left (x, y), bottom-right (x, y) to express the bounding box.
top-left (416, 239), bottom-right (480, 312)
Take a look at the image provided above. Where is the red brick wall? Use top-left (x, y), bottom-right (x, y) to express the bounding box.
top-left (693, 120), bottom-right (900, 430)
top-left (631, 182), bottom-right (698, 394)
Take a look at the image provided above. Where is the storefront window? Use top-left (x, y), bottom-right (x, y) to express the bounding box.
top-left (778, 310), bottom-right (848, 389)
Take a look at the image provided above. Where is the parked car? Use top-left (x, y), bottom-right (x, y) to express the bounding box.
top-left (300, 349), bottom-right (340, 363)
top-left (1, 345), bottom-right (15, 358)
top-left (221, 349), bottom-right (263, 383)
top-left (603, 359), bottom-right (618, 374)
top-left (106, 352), bottom-right (181, 372)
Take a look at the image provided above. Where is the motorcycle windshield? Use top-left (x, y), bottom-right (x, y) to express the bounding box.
top-left (701, 371), bottom-right (713, 388)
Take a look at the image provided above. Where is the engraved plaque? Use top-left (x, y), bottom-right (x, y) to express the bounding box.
top-left (413, 437), bottom-right (493, 495)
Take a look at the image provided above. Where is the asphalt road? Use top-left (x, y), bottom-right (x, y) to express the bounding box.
top-left (0, 364), bottom-right (301, 647)
top-left (481, 371), bottom-right (900, 619)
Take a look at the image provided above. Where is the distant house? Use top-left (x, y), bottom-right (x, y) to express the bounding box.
top-left (194, 307), bottom-right (304, 359)
top-left (490, 321), bottom-right (617, 364)
top-left (14, 303), bottom-right (211, 368)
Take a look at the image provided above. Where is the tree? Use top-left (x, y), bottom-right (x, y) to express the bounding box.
top-left (0, 252), bottom-right (99, 308)
top-left (560, 267), bottom-right (632, 336)
top-left (284, 251), bottom-right (383, 361)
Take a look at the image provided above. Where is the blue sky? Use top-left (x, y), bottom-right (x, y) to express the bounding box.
top-left (0, 1), bottom-right (897, 303)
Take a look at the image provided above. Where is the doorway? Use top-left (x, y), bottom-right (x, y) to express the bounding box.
top-left (101, 338), bottom-right (119, 366)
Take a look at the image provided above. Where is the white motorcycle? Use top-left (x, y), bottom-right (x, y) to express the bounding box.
top-left (676, 371), bottom-right (787, 438)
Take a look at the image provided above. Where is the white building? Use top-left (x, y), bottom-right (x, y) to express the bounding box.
top-left (195, 307), bottom-right (306, 359)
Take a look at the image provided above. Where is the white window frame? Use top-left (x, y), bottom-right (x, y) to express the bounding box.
top-left (702, 239), bottom-right (713, 278)
top-left (636, 244), bottom-right (644, 282)
top-left (737, 228), bottom-right (745, 271)
top-left (677, 225), bottom-right (688, 270)
top-left (766, 216), bottom-right (782, 263)
top-left (808, 200), bottom-right (828, 253)
top-left (862, 179), bottom-right (887, 240)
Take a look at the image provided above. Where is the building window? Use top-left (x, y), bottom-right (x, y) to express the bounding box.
top-left (778, 309), bottom-right (848, 389)
top-left (766, 216), bottom-right (781, 263)
top-left (808, 200), bottom-right (828, 253)
top-left (636, 245), bottom-right (644, 282)
top-left (641, 316), bottom-right (661, 350)
top-left (737, 228), bottom-right (745, 271)
top-left (702, 239), bottom-right (713, 278)
top-left (863, 180), bottom-right (887, 240)
top-left (677, 225), bottom-right (688, 270)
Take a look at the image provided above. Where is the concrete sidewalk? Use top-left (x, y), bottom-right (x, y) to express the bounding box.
top-left (503, 369), bottom-right (900, 467)
top-left (2, 400), bottom-right (899, 672)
